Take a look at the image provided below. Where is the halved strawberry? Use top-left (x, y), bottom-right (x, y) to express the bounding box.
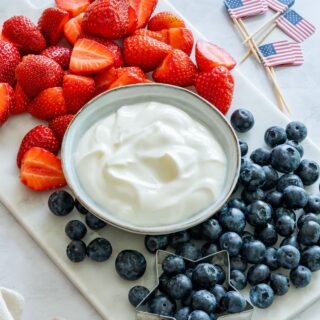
top-left (133, 29), bottom-right (166, 42)
top-left (27, 87), bottom-right (67, 121)
top-left (17, 125), bottom-right (60, 167)
top-left (12, 83), bottom-right (30, 115)
top-left (123, 35), bottom-right (171, 72)
top-left (127, 5), bottom-right (138, 34)
top-left (20, 147), bottom-right (67, 191)
top-left (55, 0), bottom-right (90, 18)
top-left (161, 28), bottom-right (194, 56)
top-left (49, 114), bottom-right (74, 143)
top-left (0, 83), bottom-right (14, 126)
top-left (129, 0), bottom-right (158, 28)
top-left (63, 74), bottom-right (95, 113)
top-left (109, 72), bottom-right (150, 90)
top-left (148, 11), bottom-right (185, 31)
top-left (41, 46), bottom-right (71, 70)
top-left (38, 7), bottom-right (69, 45)
top-left (196, 40), bottom-right (236, 72)
top-left (63, 13), bottom-right (84, 45)
top-left (70, 38), bottom-right (114, 75)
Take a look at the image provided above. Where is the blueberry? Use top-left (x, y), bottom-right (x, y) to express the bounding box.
top-left (273, 207), bottom-right (296, 222)
top-left (115, 250), bottom-right (146, 280)
top-left (201, 219), bottom-right (222, 241)
top-left (245, 200), bottom-right (272, 227)
top-left (240, 163), bottom-right (266, 191)
top-left (241, 231), bottom-right (255, 243)
top-left (228, 198), bottom-right (246, 211)
top-left (128, 286), bottom-right (150, 307)
top-left (219, 232), bottom-right (243, 257)
top-left (230, 108), bottom-right (254, 133)
top-left (295, 159), bottom-right (320, 186)
top-left (220, 291), bottom-right (247, 313)
top-left (239, 139), bottom-right (248, 156)
top-left (230, 269), bottom-right (247, 290)
top-left (280, 234), bottom-right (301, 251)
top-left (48, 190), bottom-right (74, 216)
top-left (149, 294), bottom-right (176, 317)
top-left (270, 144), bottom-right (301, 174)
top-left (250, 148), bottom-right (271, 166)
top-left (219, 208), bottom-right (246, 233)
top-left (264, 247), bottom-right (280, 271)
top-left (298, 221), bottom-right (320, 245)
top-left (66, 240), bottom-right (86, 262)
top-left (191, 290), bottom-right (216, 314)
top-left (270, 273), bottom-right (289, 296)
top-left (290, 265), bottom-right (312, 288)
top-left (175, 307), bottom-right (191, 320)
top-left (286, 121), bottom-right (307, 142)
top-left (265, 191), bottom-right (283, 208)
top-left (276, 245), bottom-right (300, 269)
top-left (176, 242), bottom-right (201, 261)
top-left (250, 284), bottom-right (274, 309)
top-left (264, 126), bottom-right (287, 148)
top-left (255, 223), bottom-right (278, 247)
top-left (189, 225), bottom-right (203, 240)
top-left (87, 238), bottom-right (112, 262)
top-left (192, 263), bottom-right (218, 289)
top-left (65, 220), bottom-right (87, 240)
top-left (162, 255), bottom-right (185, 275)
top-left (169, 231), bottom-right (191, 249)
top-left (305, 195), bottom-right (320, 213)
top-left (167, 274), bottom-right (193, 300)
top-left (241, 157), bottom-right (253, 170)
top-left (247, 264), bottom-right (270, 285)
top-left (301, 245), bottom-right (320, 271)
top-left (297, 213), bottom-right (320, 229)
top-left (188, 310), bottom-right (211, 320)
top-left (283, 186), bottom-right (309, 209)
top-left (230, 255), bottom-right (247, 272)
top-left (144, 235), bottom-right (169, 254)
top-left (286, 140), bottom-right (304, 157)
top-left (159, 273), bottom-right (170, 294)
top-left (201, 242), bottom-right (219, 257)
top-left (277, 174), bottom-right (303, 192)
top-left (85, 212), bottom-right (107, 230)
top-left (214, 264), bottom-right (226, 284)
top-left (261, 166), bottom-right (279, 191)
top-left (241, 188), bottom-right (265, 204)
top-left (74, 199), bottom-right (89, 215)
top-left (275, 215), bottom-right (295, 237)
top-left (241, 240), bottom-right (266, 264)
top-left (209, 284), bottom-right (226, 305)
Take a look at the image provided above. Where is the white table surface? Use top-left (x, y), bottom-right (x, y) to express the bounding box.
top-left (0, 0), bottom-right (319, 319)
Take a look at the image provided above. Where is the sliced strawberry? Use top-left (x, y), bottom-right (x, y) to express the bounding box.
top-left (38, 7), bottom-right (69, 46)
top-left (196, 40), bottom-right (237, 72)
top-left (63, 13), bottom-right (84, 45)
top-left (123, 35), bottom-right (171, 72)
top-left (55, 0), bottom-right (90, 18)
top-left (70, 38), bottom-right (114, 75)
top-left (129, 0), bottom-right (158, 28)
top-left (41, 46), bottom-right (71, 70)
top-left (194, 66), bottom-right (234, 115)
top-left (20, 147), bottom-right (67, 191)
top-left (127, 5), bottom-right (138, 34)
top-left (17, 125), bottom-right (60, 167)
top-left (63, 74), bottom-right (95, 113)
top-left (0, 83), bottom-right (14, 126)
top-left (0, 39), bottom-right (21, 85)
top-left (109, 72), bottom-right (149, 90)
top-left (12, 83), bottom-right (30, 115)
top-left (153, 49), bottom-right (196, 87)
top-left (133, 29), bottom-right (166, 42)
top-left (27, 87), bottom-right (67, 121)
top-left (49, 114), bottom-right (74, 143)
top-left (161, 28), bottom-right (194, 56)
top-left (2, 16), bottom-right (46, 53)
top-left (148, 11), bottom-right (185, 31)
top-left (15, 55), bottom-right (64, 98)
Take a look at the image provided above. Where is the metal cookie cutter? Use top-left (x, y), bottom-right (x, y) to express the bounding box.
top-left (136, 250), bottom-right (254, 320)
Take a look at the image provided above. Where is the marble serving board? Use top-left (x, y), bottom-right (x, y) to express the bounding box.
top-left (0, 0), bottom-right (320, 319)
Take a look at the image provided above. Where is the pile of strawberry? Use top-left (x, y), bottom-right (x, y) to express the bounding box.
top-left (0, 0), bottom-right (236, 192)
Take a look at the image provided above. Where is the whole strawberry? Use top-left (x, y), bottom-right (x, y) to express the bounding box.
top-left (2, 16), bottom-right (46, 53)
top-left (41, 46), bottom-right (71, 70)
top-left (15, 55), bottom-right (64, 98)
top-left (49, 114), bottom-right (74, 143)
top-left (0, 40), bottom-right (20, 85)
top-left (194, 66), bottom-right (234, 115)
top-left (0, 83), bottom-right (14, 127)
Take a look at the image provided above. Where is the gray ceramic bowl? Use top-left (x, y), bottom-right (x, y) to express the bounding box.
top-left (62, 84), bottom-right (240, 235)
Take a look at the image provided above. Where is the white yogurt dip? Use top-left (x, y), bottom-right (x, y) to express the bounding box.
top-left (75, 101), bottom-right (227, 226)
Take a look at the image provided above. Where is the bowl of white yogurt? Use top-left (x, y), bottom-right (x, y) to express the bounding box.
top-left (62, 84), bottom-right (240, 234)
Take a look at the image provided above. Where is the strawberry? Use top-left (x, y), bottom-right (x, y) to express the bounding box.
top-left (27, 87), bottom-right (67, 121)
top-left (41, 46), bottom-right (71, 70)
top-left (127, 6), bottom-right (138, 34)
top-left (0, 83), bottom-right (14, 126)
top-left (194, 66), bottom-right (234, 115)
top-left (79, 34), bottom-right (124, 67)
top-left (82, 0), bottom-right (132, 39)
top-left (70, 38), bottom-right (114, 75)
top-left (133, 29), bottom-right (166, 42)
top-left (15, 55), bottom-right (64, 98)
top-left (63, 13), bottom-right (84, 45)
top-left (12, 83), bottom-right (30, 115)
top-left (63, 74), bottom-right (95, 113)
top-left (0, 39), bottom-right (20, 85)
top-left (17, 125), bottom-right (60, 167)
top-left (0, 27), bottom-right (10, 42)
top-left (49, 114), bottom-right (74, 143)
top-left (148, 12), bottom-right (185, 31)
top-left (123, 35), bottom-right (171, 72)
top-left (20, 147), bottom-right (67, 191)
top-left (55, 0), bottom-right (90, 18)
top-left (2, 16), bottom-right (46, 53)
top-left (161, 28), bottom-right (194, 56)
top-left (196, 40), bottom-right (237, 72)
top-left (153, 49), bottom-right (196, 87)
top-left (38, 7), bottom-right (69, 46)
top-left (129, 0), bottom-right (158, 28)
top-left (109, 72), bottom-right (150, 90)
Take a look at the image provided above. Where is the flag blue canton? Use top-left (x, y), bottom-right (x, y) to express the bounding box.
top-left (225, 0), bottom-right (243, 9)
top-left (259, 44), bottom-right (276, 57)
top-left (283, 10), bottom-right (303, 25)
top-left (278, 0), bottom-right (295, 7)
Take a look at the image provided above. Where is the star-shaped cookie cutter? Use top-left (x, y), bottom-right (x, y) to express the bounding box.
top-left (136, 250), bottom-right (254, 320)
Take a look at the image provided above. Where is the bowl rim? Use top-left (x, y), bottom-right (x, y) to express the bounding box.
top-left (62, 83), bottom-right (240, 235)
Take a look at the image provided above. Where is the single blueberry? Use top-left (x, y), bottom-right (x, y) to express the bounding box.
top-left (261, 166), bottom-right (279, 191)
top-left (298, 221), bottom-right (320, 246)
top-left (276, 245), bottom-right (300, 269)
top-left (201, 242), bottom-right (219, 257)
top-left (228, 198), bottom-right (246, 211)
top-left (188, 310), bottom-right (211, 320)
top-left (270, 144), bottom-right (301, 174)
top-left (295, 159), bottom-right (320, 186)
top-left (241, 188), bottom-right (265, 204)
top-left (239, 139), bottom-right (248, 156)
top-left (263, 247), bottom-right (280, 271)
top-left (286, 140), bottom-right (304, 157)
top-left (220, 291), bottom-right (247, 313)
top-left (247, 264), bottom-right (270, 286)
top-left (286, 121), bottom-right (307, 142)
top-left (192, 263), bottom-right (218, 289)
top-left (275, 215), bottom-right (295, 237)
top-left (265, 191), bottom-right (283, 209)
top-left (176, 243), bottom-right (201, 261)
top-left (162, 255), bottom-right (185, 275)
top-left (66, 240), bottom-right (86, 262)
top-left (175, 307), bottom-right (191, 320)
top-left (273, 207), bottom-right (296, 223)
top-left (301, 246), bottom-right (320, 271)
top-left (189, 225), bottom-right (203, 240)
top-left (245, 200), bottom-right (272, 227)
top-left (250, 148), bottom-right (271, 166)
top-left (240, 163), bottom-right (266, 191)
top-left (230, 255), bottom-right (247, 272)
top-left (265, 126), bottom-right (287, 148)
top-left (169, 231), bottom-right (191, 249)
top-left (305, 195), bottom-right (320, 213)
top-left (290, 265), bottom-right (312, 288)
top-left (270, 273), bottom-right (289, 296)
top-left (87, 238), bottom-right (112, 262)
top-left (74, 199), bottom-right (89, 215)
top-left (191, 290), bottom-right (216, 314)
top-left (85, 212), bottom-right (107, 230)
top-left (297, 213), bottom-right (320, 229)
top-left (230, 269), bottom-right (247, 290)
top-left (65, 220), bottom-right (87, 240)
top-left (214, 264), bottom-right (226, 284)
top-left (48, 190), bottom-right (74, 216)
top-left (159, 273), bottom-right (170, 294)
top-left (115, 250), bottom-right (146, 280)
top-left (282, 186), bottom-right (309, 209)
top-left (255, 223), bottom-right (278, 247)
top-left (149, 294), bottom-right (176, 317)
top-left (230, 108), bottom-right (254, 133)
top-left (209, 284), bottom-right (226, 305)
top-left (128, 286), bottom-right (150, 307)
top-left (167, 274), bottom-right (193, 300)
top-left (219, 232), bottom-right (243, 257)
top-left (144, 235), bottom-right (169, 254)
top-left (250, 284), bottom-right (274, 309)
top-left (201, 219), bottom-right (222, 242)
top-left (280, 234), bottom-right (301, 251)
top-left (241, 231), bottom-right (255, 243)
top-left (241, 240), bottom-right (266, 264)
top-left (276, 174), bottom-right (303, 192)
top-left (219, 207), bottom-right (246, 234)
